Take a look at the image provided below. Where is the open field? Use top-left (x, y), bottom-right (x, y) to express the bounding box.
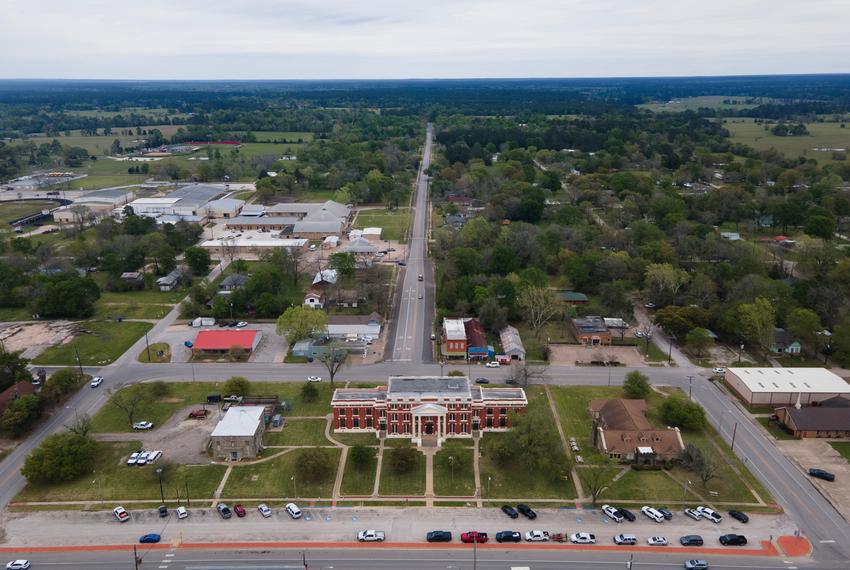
top-left (353, 209), bottom-right (411, 241)
top-left (235, 131), bottom-right (313, 142)
top-left (98, 289), bottom-right (187, 304)
top-left (32, 320), bottom-right (152, 366)
top-left (94, 301), bottom-right (172, 320)
top-left (24, 126), bottom-right (183, 154)
top-left (726, 118), bottom-right (850, 164)
top-left (340, 450), bottom-right (378, 496)
top-left (379, 448), bottom-right (426, 496)
top-left (64, 108), bottom-right (192, 120)
top-left (638, 96), bottom-right (774, 113)
top-left (434, 443), bottom-right (475, 496)
top-left (0, 200), bottom-right (61, 225)
top-left (479, 433), bottom-right (575, 500)
top-left (223, 448), bottom-right (340, 499)
top-left (15, 442), bottom-right (226, 503)
top-left (263, 419), bottom-right (330, 446)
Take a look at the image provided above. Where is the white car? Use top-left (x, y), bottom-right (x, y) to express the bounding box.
top-left (712, 367), bottom-right (726, 375)
top-left (285, 502), bottom-right (302, 519)
top-left (176, 506), bottom-right (189, 519)
top-left (696, 505), bottom-right (722, 523)
top-left (135, 451), bottom-right (148, 466)
top-left (485, 361), bottom-right (500, 368)
top-left (113, 506), bottom-right (130, 523)
top-left (146, 450), bottom-right (162, 464)
top-left (647, 536), bottom-right (668, 546)
top-left (126, 452), bottom-right (140, 466)
top-left (132, 421), bottom-right (153, 430)
top-left (641, 505), bottom-right (665, 523)
top-left (570, 532), bottom-right (596, 544)
top-left (258, 503), bottom-right (272, 518)
top-left (90, 376), bottom-right (104, 388)
top-left (6, 561), bottom-right (30, 570)
top-left (236, 321), bottom-right (248, 328)
top-left (307, 375), bottom-right (322, 382)
top-left (525, 530), bottom-right (550, 542)
top-left (602, 504), bottom-right (624, 523)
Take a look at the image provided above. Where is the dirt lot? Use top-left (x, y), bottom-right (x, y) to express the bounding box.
top-left (775, 439), bottom-right (850, 514)
top-left (549, 344), bottom-right (645, 366)
top-left (0, 321), bottom-right (76, 359)
top-left (94, 405), bottom-right (223, 465)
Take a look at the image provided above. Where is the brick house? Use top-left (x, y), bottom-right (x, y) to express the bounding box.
top-left (589, 398), bottom-right (684, 464)
top-left (571, 316), bottom-right (612, 345)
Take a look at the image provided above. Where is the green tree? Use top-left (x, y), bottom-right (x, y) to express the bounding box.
top-left (300, 381), bottom-right (319, 403)
top-left (644, 263), bottom-right (688, 305)
top-left (660, 396), bottom-right (707, 430)
top-left (803, 215), bottom-right (835, 239)
top-left (387, 444), bottom-right (419, 473)
top-left (41, 368), bottom-right (82, 402)
top-left (222, 376), bottom-right (251, 397)
top-left (623, 371), bottom-right (651, 399)
top-left (0, 346), bottom-right (31, 393)
top-left (184, 247), bottom-right (212, 276)
top-left (497, 407), bottom-right (570, 478)
top-left (739, 297), bottom-right (776, 355)
top-left (785, 308), bottom-right (822, 356)
top-left (21, 433), bottom-right (96, 484)
top-left (108, 386), bottom-right (145, 428)
top-left (276, 306), bottom-right (328, 342)
top-left (298, 448), bottom-right (334, 483)
top-left (685, 327), bottom-right (713, 357)
top-left (328, 253), bottom-right (356, 280)
top-left (0, 395), bottom-right (43, 436)
top-left (350, 444), bottom-right (374, 470)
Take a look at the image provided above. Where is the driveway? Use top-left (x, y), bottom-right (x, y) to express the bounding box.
top-left (775, 439), bottom-right (850, 517)
top-left (549, 344), bottom-right (645, 366)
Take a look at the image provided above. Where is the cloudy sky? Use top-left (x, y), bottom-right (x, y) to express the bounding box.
top-left (1, 0), bottom-right (848, 79)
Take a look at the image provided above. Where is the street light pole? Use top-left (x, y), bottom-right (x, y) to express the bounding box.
top-left (156, 468), bottom-right (164, 504)
top-left (687, 376), bottom-right (693, 400)
top-left (731, 422), bottom-right (738, 451)
top-left (291, 474), bottom-right (297, 498)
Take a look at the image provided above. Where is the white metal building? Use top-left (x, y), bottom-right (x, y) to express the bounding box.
top-left (725, 367), bottom-right (850, 406)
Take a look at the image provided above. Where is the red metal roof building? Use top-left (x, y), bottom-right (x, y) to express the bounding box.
top-left (192, 330), bottom-right (262, 355)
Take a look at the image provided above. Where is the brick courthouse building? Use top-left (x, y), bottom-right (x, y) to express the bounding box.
top-left (331, 377), bottom-right (528, 447)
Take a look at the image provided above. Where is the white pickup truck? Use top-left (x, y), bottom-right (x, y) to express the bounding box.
top-left (357, 530), bottom-right (385, 542)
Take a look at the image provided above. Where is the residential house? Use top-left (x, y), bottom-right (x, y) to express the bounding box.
top-left (571, 316), bottom-right (612, 345)
top-left (219, 273), bottom-right (249, 292)
top-left (303, 289), bottom-right (325, 309)
top-left (771, 328), bottom-right (802, 355)
top-left (312, 269), bottom-right (338, 288)
top-left (345, 237), bottom-right (378, 256)
top-left (589, 398), bottom-right (685, 464)
top-left (120, 271), bottom-right (144, 289)
top-left (0, 381), bottom-right (36, 416)
top-left (156, 269), bottom-right (182, 292)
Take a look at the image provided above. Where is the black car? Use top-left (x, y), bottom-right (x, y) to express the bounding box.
top-left (680, 535), bottom-right (704, 546)
top-left (495, 531), bottom-right (522, 543)
top-left (398, 261), bottom-right (407, 266)
top-left (506, 379), bottom-right (518, 385)
top-left (516, 503), bottom-right (537, 520)
top-left (475, 378), bottom-right (490, 384)
top-left (216, 503), bottom-right (232, 519)
top-left (157, 505), bottom-right (168, 518)
top-left (426, 530), bottom-right (452, 543)
top-left (501, 505), bottom-right (519, 519)
top-left (656, 507), bottom-right (673, 520)
top-left (728, 510), bottom-right (749, 524)
top-left (719, 534), bottom-right (748, 546)
top-left (809, 468), bottom-right (836, 482)
top-left (616, 507), bottom-right (636, 522)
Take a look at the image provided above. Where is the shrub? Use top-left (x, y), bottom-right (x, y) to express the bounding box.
top-left (300, 382), bottom-right (318, 403)
top-left (623, 371), bottom-right (651, 399)
top-left (660, 396), bottom-right (707, 430)
top-left (222, 376), bottom-right (251, 396)
top-left (22, 433), bottom-right (96, 483)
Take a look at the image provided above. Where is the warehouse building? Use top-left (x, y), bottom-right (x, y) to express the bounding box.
top-left (725, 368), bottom-right (850, 406)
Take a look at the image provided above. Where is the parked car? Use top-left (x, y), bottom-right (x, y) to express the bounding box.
top-left (809, 468), bottom-right (836, 482)
top-left (426, 530), bottom-right (452, 542)
top-left (176, 506), bottom-right (189, 519)
top-left (684, 508), bottom-right (702, 521)
top-left (258, 504), bottom-right (272, 518)
top-left (680, 535), bottom-right (704, 546)
top-left (285, 502), bottom-right (302, 519)
top-left (222, 395), bottom-right (243, 402)
top-left (485, 361), bottom-right (501, 368)
top-left (461, 531), bottom-right (488, 543)
top-left (417, 274), bottom-right (423, 281)
top-left (501, 505), bottom-right (519, 519)
top-left (113, 506), bottom-right (130, 523)
top-left (728, 510), bottom-right (749, 524)
top-left (90, 376), bottom-right (104, 388)
top-left (307, 376), bottom-right (322, 382)
top-left (358, 530), bottom-right (385, 542)
top-left (146, 450), bottom-right (162, 464)
top-left (614, 534), bottom-right (637, 545)
top-left (189, 409), bottom-right (209, 419)
top-left (398, 261), bottom-right (407, 266)
top-left (684, 560), bottom-right (709, 570)
top-left (217, 503), bottom-right (232, 519)
top-left (719, 534), bottom-right (748, 546)
top-left (136, 451), bottom-right (148, 466)
top-left (157, 505), bottom-right (168, 518)
top-left (234, 504), bottom-right (246, 517)
top-left (132, 421), bottom-right (153, 430)
top-left (236, 321), bottom-right (248, 328)
top-left (656, 507), bottom-right (673, 520)
top-left (127, 452), bottom-right (140, 466)
top-left (616, 507), bottom-right (636, 522)
top-left (570, 532), bottom-right (596, 544)
top-left (712, 367), bottom-right (725, 375)
top-left (602, 504), bottom-right (624, 523)
top-left (429, 333), bottom-right (436, 340)
top-left (641, 506), bottom-right (665, 523)
top-left (516, 503), bottom-right (537, 519)
top-left (5, 561), bottom-right (30, 570)
top-left (644, 302), bottom-right (656, 309)
top-left (525, 530), bottom-right (550, 542)
top-left (696, 506), bottom-right (722, 523)
top-left (139, 534), bottom-right (161, 544)
top-left (495, 531), bottom-right (522, 543)
top-left (474, 377), bottom-right (490, 384)
top-left (647, 536), bottom-right (668, 546)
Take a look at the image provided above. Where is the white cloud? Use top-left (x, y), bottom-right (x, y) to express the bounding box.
top-left (0, 0), bottom-right (847, 78)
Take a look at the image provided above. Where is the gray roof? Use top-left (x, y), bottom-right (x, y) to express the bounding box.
top-left (784, 406), bottom-right (850, 431)
top-left (346, 237), bottom-right (378, 253)
top-left (500, 325), bottom-right (525, 355)
top-left (333, 389), bottom-right (388, 402)
top-left (76, 187), bottom-right (135, 202)
top-left (481, 389), bottom-right (527, 400)
top-left (156, 269), bottom-right (181, 285)
top-left (268, 203), bottom-right (312, 214)
top-left (294, 220), bottom-right (343, 234)
top-left (207, 198), bottom-right (245, 210)
top-left (240, 204), bottom-right (266, 216)
top-left (387, 376), bottom-right (471, 398)
top-left (168, 184), bottom-right (224, 207)
top-left (226, 216), bottom-right (297, 226)
top-left (573, 316), bottom-right (609, 334)
top-left (220, 273), bottom-right (249, 288)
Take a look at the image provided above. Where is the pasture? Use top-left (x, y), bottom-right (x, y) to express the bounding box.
top-left (638, 95), bottom-right (774, 113)
top-left (725, 119), bottom-right (850, 164)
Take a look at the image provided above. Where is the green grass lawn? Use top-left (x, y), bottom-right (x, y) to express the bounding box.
top-left (479, 449), bottom-right (574, 500)
top-left (638, 96), bottom-right (771, 113)
top-left (434, 444), bottom-right (476, 496)
top-left (263, 419), bottom-right (330, 446)
top-left (137, 342), bottom-right (171, 363)
top-left (757, 417), bottom-right (798, 440)
top-left (98, 289), bottom-right (187, 304)
top-left (726, 118), bottom-right (850, 164)
top-left (549, 385), bottom-right (622, 458)
top-left (603, 469), bottom-right (693, 502)
top-left (331, 432), bottom-right (380, 446)
top-left (94, 302), bottom-right (172, 320)
top-left (223, 448), bottom-right (340, 499)
top-left (340, 451), bottom-right (378, 496)
top-left (379, 449), bottom-right (426, 496)
top-left (0, 307), bottom-right (32, 321)
top-left (353, 209), bottom-right (412, 241)
top-left (32, 321), bottom-right (152, 366)
top-left (644, 341), bottom-right (670, 362)
top-left (829, 442), bottom-right (850, 463)
top-left (15, 442), bottom-right (226, 503)
top-left (0, 200), bottom-right (61, 225)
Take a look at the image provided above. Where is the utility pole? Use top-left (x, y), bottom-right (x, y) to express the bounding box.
top-left (626, 553), bottom-right (633, 569)
top-left (156, 468), bottom-right (164, 504)
top-left (133, 545), bottom-right (141, 570)
top-left (301, 551), bottom-right (308, 570)
top-left (473, 535), bottom-right (477, 570)
top-left (731, 422), bottom-right (738, 451)
top-left (74, 344), bottom-right (84, 377)
top-left (145, 331), bottom-right (151, 362)
top-left (687, 376), bottom-right (694, 400)
top-left (185, 478), bottom-right (190, 507)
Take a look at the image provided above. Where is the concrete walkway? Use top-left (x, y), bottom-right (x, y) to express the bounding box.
top-left (423, 448), bottom-right (436, 507)
top-left (211, 466), bottom-right (233, 506)
top-left (472, 436), bottom-right (483, 507)
top-left (371, 438), bottom-right (385, 497)
top-left (331, 447), bottom-right (348, 506)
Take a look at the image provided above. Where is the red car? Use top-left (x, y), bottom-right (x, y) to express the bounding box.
top-left (234, 503), bottom-right (246, 517)
top-left (460, 531), bottom-right (489, 544)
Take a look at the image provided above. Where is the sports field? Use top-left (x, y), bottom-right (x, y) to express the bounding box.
top-left (0, 200), bottom-right (60, 225)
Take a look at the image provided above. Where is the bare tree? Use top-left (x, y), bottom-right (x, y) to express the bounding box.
top-left (579, 463), bottom-right (618, 507)
top-left (65, 413), bottom-right (92, 436)
top-left (636, 323), bottom-right (655, 354)
top-left (318, 340), bottom-right (348, 387)
top-left (109, 387), bottom-right (144, 428)
top-left (220, 236), bottom-right (237, 265)
top-left (517, 287), bottom-right (561, 339)
top-left (698, 456), bottom-right (721, 487)
top-left (508, 361), bottom-right (548, 387)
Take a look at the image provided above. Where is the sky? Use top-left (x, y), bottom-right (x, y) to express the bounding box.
top-left (1, 0), bottom-right (848, 79)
